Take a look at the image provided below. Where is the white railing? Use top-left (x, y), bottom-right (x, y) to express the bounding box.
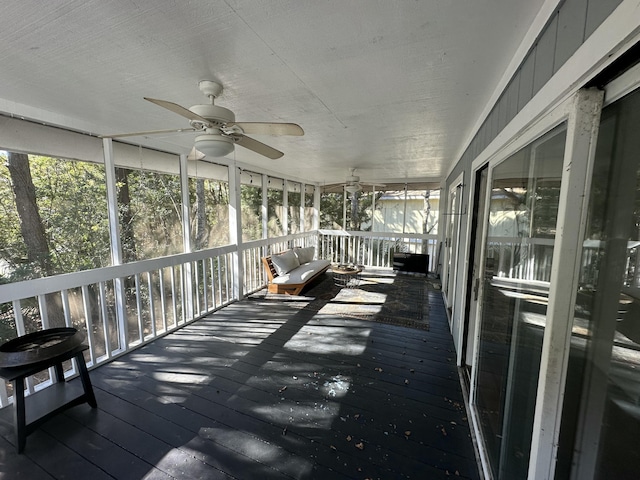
top-left (0, 229), bottom-right (429, 407)
top-left (485, 237), bottom-right (556, 282)
top-left (0, 245), bottom-right (239, 405)
top-left (318, 230), bottom-right (439, 272)
top-left (2, 231), bottom-right (573, 408)
top-left (0, 232), bottom-right (318, 407)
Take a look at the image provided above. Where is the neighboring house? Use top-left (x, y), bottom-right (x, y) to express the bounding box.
top-left (370, 189), bottom-right (439, 234)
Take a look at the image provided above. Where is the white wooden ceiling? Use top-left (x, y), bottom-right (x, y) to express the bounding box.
top-left (0, 0), bottom-right (547, 186)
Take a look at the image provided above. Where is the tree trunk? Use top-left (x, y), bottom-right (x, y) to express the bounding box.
top-left (350, 193), bottom-right (360, 230)
top-left (6, 152), bottom-right (51, 274)
top-left (195, 178), bottom-right (207, 250)
top-left (6, 152), bottom-right (65, 328)
top-left (116, 167), bottom-right (137, 263)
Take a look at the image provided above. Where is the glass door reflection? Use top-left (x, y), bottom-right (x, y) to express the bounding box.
top-left (474, 126), bottom-right (566, 479)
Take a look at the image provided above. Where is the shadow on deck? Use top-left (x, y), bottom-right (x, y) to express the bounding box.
top-left (0, 271), bottom-right (480, 479)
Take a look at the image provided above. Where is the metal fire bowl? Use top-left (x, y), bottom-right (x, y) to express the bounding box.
top-left (0, 328), bottom-right (85, 368)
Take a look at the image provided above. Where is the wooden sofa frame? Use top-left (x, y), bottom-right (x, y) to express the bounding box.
top-left (261, 255), bottom-right (329, 295)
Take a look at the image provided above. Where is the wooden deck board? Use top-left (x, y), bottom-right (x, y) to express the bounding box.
top-left (0, 273), bottom-right (480, 479)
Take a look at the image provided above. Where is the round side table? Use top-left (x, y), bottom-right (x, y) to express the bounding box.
top-left (331, 265), bottom-right (362, 288)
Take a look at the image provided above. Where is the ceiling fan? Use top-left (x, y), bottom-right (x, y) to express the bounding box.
top-left (101, 80), bottom-right (304, 160)
top-left (324, 168), bottom-right (386, 194)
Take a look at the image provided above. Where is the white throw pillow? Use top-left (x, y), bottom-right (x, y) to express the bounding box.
top-left (294, 246), bottom-right (315, 264)
top-left (271, 250), bottom-right (300, 275)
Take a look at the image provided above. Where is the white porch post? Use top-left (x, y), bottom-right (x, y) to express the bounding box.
top-left (229, 164), bottom-right (244, 299)
top-left (262, 174), bottom-right (269, 240)
top-left (282, 179), bottom-right (289, 236)
top-left (313, 184), bottom-right (320, 231)
top-left (300, 182), bottom-right (305, 233)
top-left (180, 154), bottom-right (192, 253)
top-left (342, 186), bottom-right (347, 230)
top-left (402, 183), bottom-right (408, 234)
top-left (527, 88), bottom-right (604, 480)
top-left (102, 138), bottom-right (128, 350)
top-left (103, 138), bottom-right (123, 265)
top-left (314, 185), bottom-right (321, 254)
top-left (371, 186), bottom-right (376, 231)
top-left (179, 153), bottom-right (193, 319)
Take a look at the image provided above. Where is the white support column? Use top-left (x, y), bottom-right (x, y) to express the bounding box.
top-left (313, 185), bottom-right (320, 231)
top-left (300, 183), bottom-right (305, 233)
top-left (103, 138), bottom-right (128, 350)
top-left (229, 164), bottom-right (244, 299)
top-left (179, 154), bottom-right (193, 319)
top-left (342, 186), bottom-right (347, 230)
top-left (262, 174), bottom-right (269, 240)
top-left (180, 154), bottom-right (192, 253)
top-left (103, 138), bottom-right (123, 265)
top-left (371, 186), bottom-right (376, 231)
top-left (527, 88), bottom-right (604, 480)
top-left (402, 183), bottom-right (408, 234)
top-left (282, 179), bottom-right (289, 236)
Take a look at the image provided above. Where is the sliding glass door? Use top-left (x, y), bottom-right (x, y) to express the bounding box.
top-left (473, 126), bottom-right (566, 479)
top-left (444, 177), bottom-right (463, 317)
top-left (462, 165), bottom-right (488, 381)
top-left (557, 86), bottom-right (640, 480)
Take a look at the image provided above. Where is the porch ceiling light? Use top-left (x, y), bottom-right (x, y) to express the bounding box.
top-left (194, 133), bottom-right (234, 158)
top-left (345, 184), bottom-right (361, 194)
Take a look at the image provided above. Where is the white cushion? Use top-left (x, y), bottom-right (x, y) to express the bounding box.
top-left (271, 250), bottom-right (300, 276)
top-left (294, 246), bottom-right (315, 264)
top-left (272, 259), bottom-right (331, 284)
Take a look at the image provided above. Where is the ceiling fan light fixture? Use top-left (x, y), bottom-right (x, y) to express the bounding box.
top-left (194, 134), bottom-right (234, 158)
top-left (345, 184), bottom-right (361, 194)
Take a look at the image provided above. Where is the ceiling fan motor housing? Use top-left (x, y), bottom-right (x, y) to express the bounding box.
top-left (189, 104), bottom-right (235, 129)
top-left (346, 174), bottom-right (360, 183)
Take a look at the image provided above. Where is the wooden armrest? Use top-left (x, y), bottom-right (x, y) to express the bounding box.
top-left (262, 256), bottom-right (278, 282)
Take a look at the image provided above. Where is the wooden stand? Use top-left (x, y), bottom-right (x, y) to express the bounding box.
top-left (0, 343), bottom-right (96, 453)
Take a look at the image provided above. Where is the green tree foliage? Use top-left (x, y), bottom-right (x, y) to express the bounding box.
top-left (531, 181), bottom-right (561, 238)
top-left (0, 154), bottom-right (110, 280)
top-left (122, 169), bottom-right (184, 259)
top-left (241, 184), bottom-right (263, 241)
top-left (0, 154), bottom-right (111, 339)
top-left (320, 192), bottom-right (344, 229)
top-left (189, 177), bottom-right (230, 249)
top-left (320, 190), bottom-right (381, 230)
top-left (288, 190), bottom-right (301, 233)
top-left (267, 187), bottom-right (284, 237)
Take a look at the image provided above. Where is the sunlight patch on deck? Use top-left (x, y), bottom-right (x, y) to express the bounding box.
top-left (283, 325), bottom-right (372, 355)
top-left (193, 428), bottom-right (314, 477)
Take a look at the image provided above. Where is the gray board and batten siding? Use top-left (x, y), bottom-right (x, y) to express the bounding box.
top-left (446, 0), bottom-right (623, 186)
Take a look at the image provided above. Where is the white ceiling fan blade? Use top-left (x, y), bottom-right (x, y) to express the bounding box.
top-left (233, 135), bottom-right (284, 159)
top-left (187, 147), bottom-right (206, 161)
top-left (144, 97), bottom-right (211, 124)
top-left (228, 122), bottom-right (304, 136)
top-left (100, 127), bottom-right (195, 139)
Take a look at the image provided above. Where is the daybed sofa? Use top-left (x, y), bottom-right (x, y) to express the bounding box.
top-left (261, 246), bottom-right (330, 295)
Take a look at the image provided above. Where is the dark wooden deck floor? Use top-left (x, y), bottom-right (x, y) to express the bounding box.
top-left (0, 272), bottom-right (480, 479)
